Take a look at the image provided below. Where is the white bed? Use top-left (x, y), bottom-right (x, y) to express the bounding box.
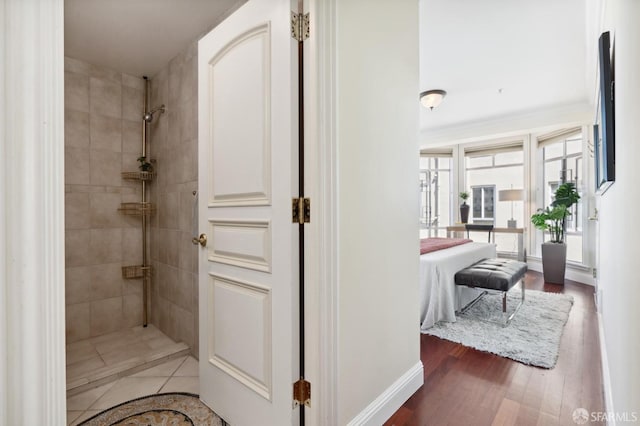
top-left (419, 242), bottom-right (497, 331)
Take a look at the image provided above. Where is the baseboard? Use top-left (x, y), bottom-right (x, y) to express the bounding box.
top-left (525, 258), bottom-right (595, 286)
top-left (598, 313), bottom-right (616, 426)
top-left (347, 361), bottom-right (423, 426)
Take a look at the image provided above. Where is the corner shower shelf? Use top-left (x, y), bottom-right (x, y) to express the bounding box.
top-left (118, 202), bottom-right (156, 216)
top-left (121, 171), bottom-right (156, 181)
top-left (122, 265), bottom-right (152, 280)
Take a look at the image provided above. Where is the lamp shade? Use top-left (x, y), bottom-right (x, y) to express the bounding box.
top-left (419, 89), bottom-right (447, 109)
top-left (498, 189), bottom-right (524, 202)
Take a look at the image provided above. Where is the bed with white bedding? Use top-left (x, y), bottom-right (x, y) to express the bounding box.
top-left (419, 241), bottom-right (496, 331)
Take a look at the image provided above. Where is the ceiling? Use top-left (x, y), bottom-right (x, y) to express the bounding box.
top-left (65, 0), bottom-right (245, 77)
top-left (419, 0), bottom-right (593, 142)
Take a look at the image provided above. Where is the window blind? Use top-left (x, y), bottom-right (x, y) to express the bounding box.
top-left (463, 142), bottom-right (523, 157)
top-left (420, 148), bottom-right (453, 157)
top-left (536, 127), bottom-right (582, 148)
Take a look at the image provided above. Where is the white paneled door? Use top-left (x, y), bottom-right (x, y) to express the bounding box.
top-left (197, 0), bottom-right (298, 424)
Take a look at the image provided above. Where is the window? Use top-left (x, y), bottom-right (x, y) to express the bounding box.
top-left (464, 143), bottom-right (525, 255)
top-left (541, 132), bottom-right (583, 263)
top-left (420, 154), bottom-right (452, 238)
top-left (471, 185), bottom-right (495, 224)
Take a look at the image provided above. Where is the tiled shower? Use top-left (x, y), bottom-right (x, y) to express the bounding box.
top-left (64, 42), bottom-right (199, 393)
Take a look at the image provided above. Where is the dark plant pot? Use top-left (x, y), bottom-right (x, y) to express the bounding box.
top-left (460, 203), bottom-right (470, 224)
top-left (541, 242), bottom-right (567, 284)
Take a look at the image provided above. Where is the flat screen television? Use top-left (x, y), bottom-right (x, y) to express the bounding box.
top-left (595, 31), bottom-right (615, 193)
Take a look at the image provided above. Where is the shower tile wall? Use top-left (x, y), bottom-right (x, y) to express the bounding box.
top-left (148, 41), bottom-right (199, 355)
top-left (64, 57), bottom-right (146, 343)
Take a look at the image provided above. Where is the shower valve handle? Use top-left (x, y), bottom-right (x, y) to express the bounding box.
top-left (192, 233), bottom-right (207, 247)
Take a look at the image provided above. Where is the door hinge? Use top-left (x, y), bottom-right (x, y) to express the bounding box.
top-left (292, 197), bottom-right (310, 224)
top-left (293, 378), bottom-right (311, 407)
top-left (291, 11), bottom-right (310, 42)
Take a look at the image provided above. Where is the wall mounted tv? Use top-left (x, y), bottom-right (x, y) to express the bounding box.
top-left (595, 31), bottom-right (615, 194)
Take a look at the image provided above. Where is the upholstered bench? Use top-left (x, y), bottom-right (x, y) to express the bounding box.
top-left (454, 258), bottom-right (528, 326)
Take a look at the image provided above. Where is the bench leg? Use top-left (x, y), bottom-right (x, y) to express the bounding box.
top-left (502, 278), bottom-right (525, 327)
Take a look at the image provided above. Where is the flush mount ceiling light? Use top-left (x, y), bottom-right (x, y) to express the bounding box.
top-left (419, 89), bottom-right (447, 110)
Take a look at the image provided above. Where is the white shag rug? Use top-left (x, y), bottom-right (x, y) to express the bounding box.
top-left (425, 289), bottom-right (574, 369)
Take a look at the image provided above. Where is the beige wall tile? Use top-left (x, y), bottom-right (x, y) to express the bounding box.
top-left (90, 228), bottom-right (122, 263)
top-left (65, 109), bottom-right (90, 149)
top-left (122, 278), bottom-right (143, 298)
top-left (122, 227), bottom-right (143, 265)
top-left (178, 231), bottom-right (196, 273)
top-left (89, 65), bottom-right (121, 85)
top-left (180, 95), bottom-right (198, 142)
top-left (173, 305), bottom-right (194, 350)
top-left (157, 297), bottom-right (177, 341)
top-left (122, 73), bottom-right (145, 90)
top-left (66, 266), bottom-right (91, 305)
top-left (122, 86), bottom-right (144, 122)
top-left (159, 192), bottom-right (179, 229)
top-left (66, 302), bottom-right (91, 343)
top-left (90, 114), bottom-right (122, 152)
top-left (165, 229), bottom-right (180, 268)
top-left (168, 56), bottom-right (184, 107)
top-left (167, 110), bottom-right (181, 151)
top-left (90, 297), bottom-right (123, 336)
top-left (122, 120), bottom-right (142, 154)
top-left (65, 56), bottom-right (90, 75)
top-left (65, 147), bottom-right (90, 185)
top-left (90, 77), bottom-right (122, 118)
top-left (174, 269), bottom-right (193, 312)
top-left (90, 149), bottom-right (121, 186)
top-left (65, 71), bottom-right (89, 112)
top-left (181, 138), bottom-right (198, 183)
top-left (65, 192), bottom-right (90, 230)
top-left (89, 263), bottom-right (123, 300)
top-left (89, 192), bottom-right (122, 228)
top-left (123, 293), bottom-right (143, 328)
top-left (66, 229), bottom-right (93, 267)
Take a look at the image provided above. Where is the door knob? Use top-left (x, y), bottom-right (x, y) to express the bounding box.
top-left (192, 233), bottom-right (207, 247)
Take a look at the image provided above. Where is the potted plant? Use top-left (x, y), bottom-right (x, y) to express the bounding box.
top-left (137, 156), bottom-right (153, 172)
top-left (459, 191), bottom-right (470, 224)
top-left (531, 182), bottom-right (580, 284)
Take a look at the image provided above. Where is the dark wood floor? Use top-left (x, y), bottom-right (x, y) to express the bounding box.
top-left (385, 271), bottom-right (605, 426)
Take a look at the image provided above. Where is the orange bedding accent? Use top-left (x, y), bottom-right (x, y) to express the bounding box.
top-left (420, 237), bottom-right (473, 255)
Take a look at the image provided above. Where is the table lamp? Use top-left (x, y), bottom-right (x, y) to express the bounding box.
top-left (498, 189), bottom-right (524, 228)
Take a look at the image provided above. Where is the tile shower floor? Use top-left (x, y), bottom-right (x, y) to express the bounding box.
top-left (66, 354), bottom-right (200, 425)
top-left (66, 325), bottom-right (190, 395)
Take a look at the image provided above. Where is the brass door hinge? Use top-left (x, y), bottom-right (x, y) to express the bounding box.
top-left (292, 197), bottom-right (310, 224)
top-left (293, 378), bottom-right (311, 407)
top-left (291, 11), bottom-right (310, 42)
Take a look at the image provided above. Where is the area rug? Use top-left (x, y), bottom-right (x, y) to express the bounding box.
top-left (425, 289), bottom-right (574, 368)
top-left (79, 392), bottom-right (224, 425)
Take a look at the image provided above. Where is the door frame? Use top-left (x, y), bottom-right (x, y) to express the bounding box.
top-left (305, 0), bottom-right (338, 424)
top-left (0, 0), bottom-right (67, 424)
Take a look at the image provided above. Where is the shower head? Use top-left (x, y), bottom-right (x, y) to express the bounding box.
top-left (143, 105), bottom-right (165, 122)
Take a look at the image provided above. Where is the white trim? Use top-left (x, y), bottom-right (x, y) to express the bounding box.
top-left (1, 0), bottom-right (66, 424)
top-left (346, 362), bottom-right (424, 426)
top-left (311, 0), bottom-right (339, 424)
top-left (598, 313), bottom-right (616, 426)
top-left (525, 258), bottom-right (595, 286)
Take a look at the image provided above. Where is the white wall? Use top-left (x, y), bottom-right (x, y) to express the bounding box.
top-left (597, 0), bottom-right (640, 418)
top-left (335, 0), bottom-right (422, 423)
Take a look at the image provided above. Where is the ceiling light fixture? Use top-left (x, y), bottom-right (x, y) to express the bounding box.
top-left (419, 89), bottom-right (447, 110)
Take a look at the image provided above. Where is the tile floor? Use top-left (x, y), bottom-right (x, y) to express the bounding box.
top-left (66, 325), bottom-right (190, 394)
top-left (66, 355), bottom-right (199, 425)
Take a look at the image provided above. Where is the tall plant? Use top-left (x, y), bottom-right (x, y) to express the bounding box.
top-left (531, 182), bottom-right (580, 243)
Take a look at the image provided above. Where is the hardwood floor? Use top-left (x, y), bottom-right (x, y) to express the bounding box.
top-left (384, 271), bottom-right (605, 426)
